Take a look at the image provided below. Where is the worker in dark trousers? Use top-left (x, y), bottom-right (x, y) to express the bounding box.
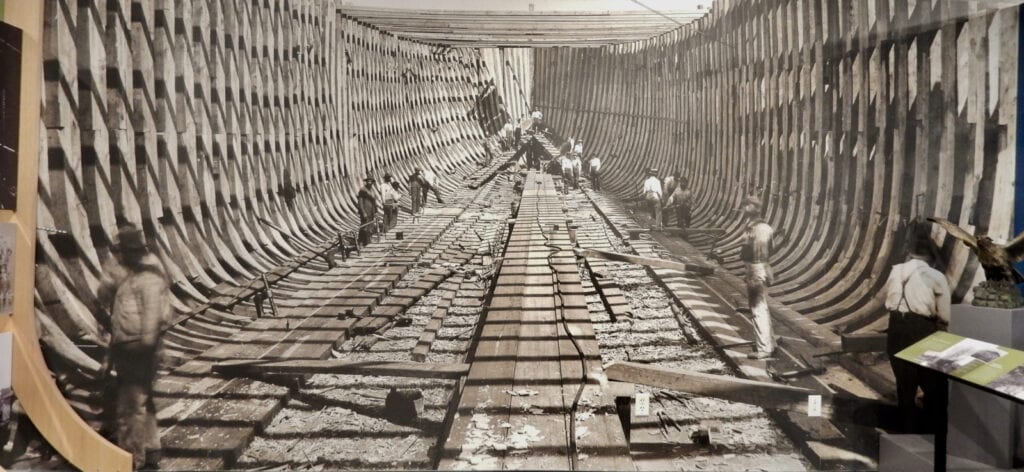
top-left (589, 155), bottom-right (602, 191)
top-left (380, 173), bottom-right (400, 230)
top-left (665, 172), bottom-right (692, 229)
top-left (641, 168), bottom-right (663, 229)
top-left (883, 234), bottom-right (950, 433)
top-left (570, 153), bottom-right (583, 190)
top-left (357, 177), bottom-right (378, 246)
top-left (100, 225), bottom-right (172, 469)
top-left (409, 168), bottom-right (424, 215)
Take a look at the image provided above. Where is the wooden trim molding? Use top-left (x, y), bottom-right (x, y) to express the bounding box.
top-left (1, 3), bottom-right (131, 471)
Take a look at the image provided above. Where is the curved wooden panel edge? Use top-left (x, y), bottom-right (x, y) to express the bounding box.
top-left (3, 3), bottom-right (131, 471)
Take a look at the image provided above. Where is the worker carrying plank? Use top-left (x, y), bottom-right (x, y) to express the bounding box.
top-left (882, 229), bottom-right (950, 433)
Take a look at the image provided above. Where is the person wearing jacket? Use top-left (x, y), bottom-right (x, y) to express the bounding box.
top-left (357, 177), bottom-right (379, 245)
top-left (103, 225), bottom-right (172, 469)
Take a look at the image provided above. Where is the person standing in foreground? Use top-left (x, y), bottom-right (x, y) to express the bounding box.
top-left (357, 177), bottom-right (378, 246)
top-left (641, 168), bottom-right (663, 229)
top-left (589, 155), bottom-right (602, 191)
top-left (380, 173), bottom-right (400, 231)
top-left (664, 173), bottom-right (692, 229)
top-left (104, 225), bottom-right (172, 469)
top-left (883, 234), bottom-right (950, 433)
top-left (409, 168), bottom-right (424, 216)
top-left (740, 195), bottom-right (775, 359)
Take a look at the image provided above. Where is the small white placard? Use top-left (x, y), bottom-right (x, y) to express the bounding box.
top-left (634, 392), bottom-right (650, 417)
top-left (807, 394), bottom-right (822, 417)
top-left (0, 332), bottom-right (11, 389)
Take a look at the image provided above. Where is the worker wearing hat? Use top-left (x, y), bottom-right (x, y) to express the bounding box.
top-left (380, 173), bottom-right (400, 231)
top-left (357, 177), bottom-right (379, 246)
top-left (104, 224), bottom-right (171, 469)
top-left (740, 195), bottom-right (776, 359)
top-left (641, 168), bottom-right (663, 229)
top-left (409, 168), bottom-right (424, 215)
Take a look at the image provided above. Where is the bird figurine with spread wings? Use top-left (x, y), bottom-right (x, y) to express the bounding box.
top-left (927, 217), bottom-right (1024, 283)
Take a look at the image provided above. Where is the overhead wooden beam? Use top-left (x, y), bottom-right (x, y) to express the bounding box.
top-left (338, 6), bottom-right (708, 47)
top-left (214, 359), bottom-right (471, 379)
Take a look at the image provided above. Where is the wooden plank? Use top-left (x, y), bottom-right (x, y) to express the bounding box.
top-left (213, 359), bottom-right (471, 379)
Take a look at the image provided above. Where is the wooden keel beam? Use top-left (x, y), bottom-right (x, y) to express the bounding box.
top-left (213, 359), bottom-right (471, 380)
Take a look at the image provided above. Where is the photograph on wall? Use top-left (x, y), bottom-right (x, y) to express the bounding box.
top-left (0, 223), bottom-right (13, 315)
top-left (916, 337), bottom-right (1008, 377)
top-left (0, 20), bottom-right (22, 211)
top-left (8, 0), bottom-right (1024, 470)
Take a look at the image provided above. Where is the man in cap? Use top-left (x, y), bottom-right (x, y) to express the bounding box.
top-left (357, 177), bottom-right (379, 246)
top-left (380, 174), bottom-right (400, 231)
top-left (641, 168), bottom-right (663, 229)
top-left (882, 229), bottom-right (950, 433)
top-left (740, 195), bottom-right (776, 359)
top-left (409, 168), bottom-right (424, 215)
top-left (103, 225), bottom-right (171, 469)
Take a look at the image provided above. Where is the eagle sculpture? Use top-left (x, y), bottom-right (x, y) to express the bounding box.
top-left (927, 217), bottom-right (1024, 283)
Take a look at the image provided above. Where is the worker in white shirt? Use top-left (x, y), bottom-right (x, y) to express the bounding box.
top-left (740, 195), bottom-right (775, 359)
top-left (570, 153), bottom-right (583, 190)
top-left (501, 122), bottom-right (515, 150)
top-left (559, 152), bottom-right (574, 194)
top-left (420, 166), bottom-right (444, 204)
top-left (573, 140), bottom-right (583, 156)
top-left (589, 155), bottom-right (602, 191)
top-left (641, 168), bottom-right (663, 229)
top-left (380, 173), bottom-right (400, 230)
top-left (883, 233), bottom-right (950, 433)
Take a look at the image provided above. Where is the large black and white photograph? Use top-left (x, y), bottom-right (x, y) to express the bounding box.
top-left (3, 0), bottom-right (1024, 470)
top-left (916, 338), bottom-right (1008, 376)
top-left (0, 20), bottom-right (21, 211)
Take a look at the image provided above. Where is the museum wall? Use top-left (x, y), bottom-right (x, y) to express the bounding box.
top-left (34, 0), bottom-right (530, 418)
top-left (534, 0), bottom-right (1019, 334)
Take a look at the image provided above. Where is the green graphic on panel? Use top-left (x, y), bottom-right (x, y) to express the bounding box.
top-left (897, 331), bottom-right (1024, 399)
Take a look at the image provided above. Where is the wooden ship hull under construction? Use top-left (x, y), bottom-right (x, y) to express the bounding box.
top-left (1, 0), bottom-right (1020, 470)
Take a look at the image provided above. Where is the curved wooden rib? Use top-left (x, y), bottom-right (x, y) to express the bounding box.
top-left (535, 0), bottom-right (1018, 334)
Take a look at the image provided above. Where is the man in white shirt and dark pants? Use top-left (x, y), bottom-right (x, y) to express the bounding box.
top-left (884, 235), bottom-right (950, 433)
top-left (641, 168), bottom-right (663, 229)
top-left (589, 156), bottom-right (602, 191)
